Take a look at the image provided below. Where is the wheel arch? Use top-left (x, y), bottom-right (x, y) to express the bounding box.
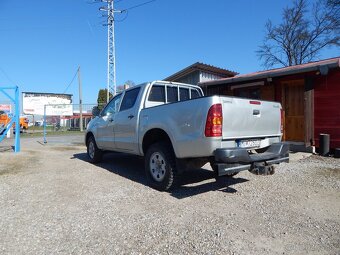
top-left (142, 128), bottom-right (176, 156)
top-left (85, 131), bottom-right (94, 145)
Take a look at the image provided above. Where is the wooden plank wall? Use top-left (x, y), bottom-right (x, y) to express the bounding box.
top-left (314, 69), bottom-right (340, 149)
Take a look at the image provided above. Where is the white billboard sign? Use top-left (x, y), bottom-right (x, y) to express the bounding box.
top-left (23, 92), bottom-right (73, 116)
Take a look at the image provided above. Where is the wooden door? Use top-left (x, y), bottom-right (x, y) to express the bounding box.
top-left (282, 80), bottom-right (305, 141)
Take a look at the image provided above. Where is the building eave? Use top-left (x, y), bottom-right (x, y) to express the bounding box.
top-left (199, 57), bottom-right (340, 87)
top-left (164, 62), bottom-right (238, 81)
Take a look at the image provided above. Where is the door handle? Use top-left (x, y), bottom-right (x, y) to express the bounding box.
top-left (108, 118), bottom-right (114, 122)
top-left (128, 115), bottom-right (134, 119)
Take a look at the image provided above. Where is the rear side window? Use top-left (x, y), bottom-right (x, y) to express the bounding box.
top-left (191, 89), bottom-right (201, 99)
top-left (167, 86), bottom-right (178, 103)
top-left (179, 88), bottom-right (190, 101)
top-left (120, 87), bottom-right (140, 111)
top-left (148, 85), bottom-right (165, 102)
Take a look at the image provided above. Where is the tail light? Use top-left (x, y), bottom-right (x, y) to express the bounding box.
top-left (280, 109), bottom-right (284, 133)
top-left (205, 104), bottom-right (223, 137)
top-left (249, 100), bottom-right (261, 105)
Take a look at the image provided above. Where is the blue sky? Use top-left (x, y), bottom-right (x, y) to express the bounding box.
top-left (0, 0), bottom-right (339, 104)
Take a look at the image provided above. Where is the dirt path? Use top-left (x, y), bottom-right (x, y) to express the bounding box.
top-left (0, 136), bottom-right (339, 254)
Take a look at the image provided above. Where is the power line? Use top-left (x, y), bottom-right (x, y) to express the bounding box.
top-left (115, 10), bottom-right (129, 22)
top-left (62, 68), bottom-right (79, 94)
top-left (0, 66), bottom-right (17, 85)
top-left (122, 0), bottom-right (156, 11)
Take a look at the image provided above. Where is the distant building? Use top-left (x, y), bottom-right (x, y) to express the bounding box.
top-left (164, 62), bottom-right (237, 85)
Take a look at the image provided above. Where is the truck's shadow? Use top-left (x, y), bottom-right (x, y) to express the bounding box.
top-left (73, 152), bottom-right (249, 199)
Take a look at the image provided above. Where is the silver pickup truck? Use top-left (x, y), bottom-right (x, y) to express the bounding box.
top-left (85, 81), bottom-right (289, 191)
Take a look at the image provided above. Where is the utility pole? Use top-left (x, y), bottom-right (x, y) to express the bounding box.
top-left (96, 0), bottom-right (154, 103)
top-left (78, 66), bottom-right (83, 132)
top-left (100, 0), bottom-right (121, 103)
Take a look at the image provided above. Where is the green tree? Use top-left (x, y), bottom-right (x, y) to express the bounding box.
top-left (97, 89), bottom-right (112, 110)
top-left (257, 0), bottom-right (339, 68)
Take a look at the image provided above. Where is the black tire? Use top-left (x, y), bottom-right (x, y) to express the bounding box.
top-left (145, 142), bottom-right (178, 191)
top-left (87, 136), bottom-right (103, 163)
top-left (210, 162), bottom-right (239, 178)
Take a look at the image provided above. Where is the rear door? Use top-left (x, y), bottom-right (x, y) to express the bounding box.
top-left (114, 87), bottom-right (141, 153)
top-left (221, 97), bottom-right (281, 140)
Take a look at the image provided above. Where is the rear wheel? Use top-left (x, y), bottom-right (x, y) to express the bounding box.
top-left (145, 142), bottom-right (178, 191)
top-left (87, 136), bottom-right (103, 163)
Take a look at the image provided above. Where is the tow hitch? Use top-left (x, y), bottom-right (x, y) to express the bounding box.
top-left (249, 162), bottom-right (275, 175)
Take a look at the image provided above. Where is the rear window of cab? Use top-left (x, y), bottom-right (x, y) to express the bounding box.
top-left (148, 85), bottom-right (202, 103)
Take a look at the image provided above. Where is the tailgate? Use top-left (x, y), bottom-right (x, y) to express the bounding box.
top-left (221, 97), bottom-right (281, 139)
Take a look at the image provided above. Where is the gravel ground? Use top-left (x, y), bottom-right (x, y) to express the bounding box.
top-left (0, 136), bottom-right (339, 254)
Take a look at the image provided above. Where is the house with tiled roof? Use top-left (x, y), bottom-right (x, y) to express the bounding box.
top-left (164, 62), bottom-right (237, 85)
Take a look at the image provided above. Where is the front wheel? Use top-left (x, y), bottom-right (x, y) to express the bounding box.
top-left (145, 142), bottom-right (178, 191)
top-left (87, 136), bottom-right (103, 163)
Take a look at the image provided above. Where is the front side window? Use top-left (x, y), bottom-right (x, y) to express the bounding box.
top-left (120, 87), bottom-right (141, 111)
top-left (101, 94), bottom-right (122, 116)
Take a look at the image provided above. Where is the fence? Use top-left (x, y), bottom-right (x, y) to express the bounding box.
top-left (18, 103), bottom-right (106, 143)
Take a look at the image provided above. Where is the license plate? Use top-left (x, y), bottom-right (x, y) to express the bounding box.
top-left (239, 140), bottom-right (260, 148)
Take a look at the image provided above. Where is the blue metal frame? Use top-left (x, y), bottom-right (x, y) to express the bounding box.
top-left (0, 86), bottom-right (20, 152)
top-left (43, 105), bottom-right (47, 143)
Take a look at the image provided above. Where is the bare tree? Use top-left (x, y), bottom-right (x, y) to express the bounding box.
top-left (124, 80), bottom-right (136, 87)
top-left (257, 0), bottom-right (340, 68)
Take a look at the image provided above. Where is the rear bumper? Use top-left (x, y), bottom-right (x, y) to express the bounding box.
top-left (213, 142), bottom-right (290, 176)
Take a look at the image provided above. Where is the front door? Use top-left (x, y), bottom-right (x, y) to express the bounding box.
top-left (96, 94), bottom-right (122, 150)
top-left (114, 87), bottom-right (141, 153)
top-left (282, 80), bottom-right (305, 141)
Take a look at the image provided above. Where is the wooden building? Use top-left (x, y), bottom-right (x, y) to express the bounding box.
top-left (200, 57), bottom-right (340, 150)
top-left (164, 62), bottom-right (237, 85)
